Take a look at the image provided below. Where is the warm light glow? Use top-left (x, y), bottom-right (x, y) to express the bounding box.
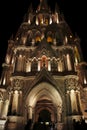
top-left (70, 35), bottom-right (72, 38)
top-left (39, 14), bottom-right (43, 25)
top-left (45, 122), bottom-right (49, 125)
top-left (19, 54), bottom-right (22, 58)
top-left (38, 60), bottom-right (41, 71)
top-left (66, 54), bottom-right (72, 71)
top-left (75, 57), bottom-right (78, 65)
top-left (11, 57), bottom-right (14, 64)
top-left (74, 46), bottom-right (80, 62)
top-left (49, 16), bottom-right (52, 24)
top-left (3, 78), bottom-right (6, 85)
top-left (27, 82), bottom-right (62, 108)
top-left (36, 17), bottom-right (39, 25)
top-left (56, 13), bottom-right (59, 24)
top-left (12, 90), bottom-right (19, 114)
top-left (41, 33), bottom-right (44, 40)
top-left (70, 90), bottom-right (78, 113)
top-left (26, 61), bottom-right (31, 72)
top-left (85, 119), bottom-right (87, 124)
top-left (6, 55), bottom-right (10, 64)
top-left (41, 18), bottom-right (43, 24)
top-left (35, 36), bottom-right (41, 42)
top-left (45, 19), bottom-right (48, 25)
top-left (28, 18), bottom-right (31, 24)
top-left (21, 37), bottom-right (27, 44)
top-left (53, 38), bottom-right (56, 45)
top-left (58, 60), bottom-right (64, 72)
top-left (41, 56), bottom-right (48, 68)
top-left (16, 55), bottom-right (23, 71)
top-left (15, 90), bottom-right (18, 94)
top-left (47, 36), bottom-right (52, 43)
top-left (28, 106), bottom-right (33, 119)
top-left (48, 60), bottom-right (51, 71)
top-left (84, 76), bottom-right (87, 84)
top-left (32, 39), bottom-right (35, 46)
top-left (64, 36), bottom-right (68, 45)
top-left (1, 100), bottom-right (9, 118)
top-left (65, 36), bottom-right (68, 44)
top-left (16, 37), bottom-right (19, 40)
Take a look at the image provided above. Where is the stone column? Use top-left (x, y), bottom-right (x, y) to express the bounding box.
top-left (1, 100), bottom-right (9, 118)
top-left (18, 91), bottom-right (23, 116)
top-left (57, 60), bottom-right (64, 72)
top-left (26, 60), bottom-right (31, 72)
top-left (56, 104), bottom-right (64, 130)
top-left (16, 55), bottom-right (23, 71)
top-left (66, 91), bottom-right (72, 115)
top-left (64, 77), bottom-right (82, 130)
top-left (22, 56), bottom-right (26, 72)
top-left (12, 90), bottom-right (19, 115)
top-left (76, 90), bottom-right (82, 114)
top-left (8, 91), bottom-right (13, 115)
top-left (70, 90), bottom-right (78, 114)
top-left (48, 59), bottom-right (51, 71)
top-left (65, 78), bottom-right (81, 115)
top-left (0, 100), bottom-right (3, 117)
top-left (66, 54), bottom-right (72, 71)
top-left (38, 59), bottom-right (41, 71)
top-left (57, 104), bottom-right (62, 122)
top-left (27, 106), bottom-right (33, 120)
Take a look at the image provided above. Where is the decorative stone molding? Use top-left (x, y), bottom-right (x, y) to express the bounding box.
top-left (0, 90), bottom-right (9, 101)
top-left (11, 79), bottom-right (24, 91)
top-left (8, 116), bottom-right (24, 123)
top-left (64, 78), bottom-right (79, 91)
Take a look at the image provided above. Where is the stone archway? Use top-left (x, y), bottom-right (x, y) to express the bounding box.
top-left (34, 99), bottom-right (57, 123)
top-left (38, 109), bottom-right (51, 122)
top-left (25, 82), bottom-right (63, 125)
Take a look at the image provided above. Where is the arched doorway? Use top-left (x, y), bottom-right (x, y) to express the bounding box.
top-left (38, 109), bottom-right (51, 122)
top-left (34, 98), bottom-right (57, 123)
top-left (25, 82), bottom-right (63, 129)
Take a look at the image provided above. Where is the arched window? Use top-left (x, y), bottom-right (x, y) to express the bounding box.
top-left (31, 58), bottom-right (38, 72)
top-left (51, 58), bottom-right (57, 72)
top-left (55, 31), bottom-right (63, 46)
top-left (35, 31), bottom-right (41, 43)
top-left (15, 54), bottom-right (25, 72)
top-left (41, 55), bottom-right (48, 69)
top-left (27, 30), bottom-right (33, 46)
top-left (38, 14), bottom-right (44, 25)
top-left (47, 31), bottom-right (53, 43)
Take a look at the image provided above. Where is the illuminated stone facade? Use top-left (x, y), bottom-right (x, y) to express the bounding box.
top-left (0, 0), bottom-right (87, 130)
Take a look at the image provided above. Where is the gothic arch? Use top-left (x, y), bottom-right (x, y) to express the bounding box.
top-left (35, 103), bottom-right (56, 122)
top-left (25, 82), bottom-right (63, 123)
top-left (26, 82), bottom-right (62, 107)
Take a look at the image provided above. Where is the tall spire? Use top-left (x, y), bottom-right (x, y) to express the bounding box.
top-left (37, 0), bottom-right (49, 11)
top-left (55, 2), bottom-right (60, 12)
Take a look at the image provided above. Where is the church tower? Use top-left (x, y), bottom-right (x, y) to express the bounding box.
top-left (0, 0), bottom-right (87, 130)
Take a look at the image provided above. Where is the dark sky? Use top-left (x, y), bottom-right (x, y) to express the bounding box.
top-left (0, 0), bottom-right (87, 74)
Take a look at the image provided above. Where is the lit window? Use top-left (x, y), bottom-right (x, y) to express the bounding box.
top-left (35, 36), bottom-right (41, 42)
top-left (47, 36), bottom-right (52, 43)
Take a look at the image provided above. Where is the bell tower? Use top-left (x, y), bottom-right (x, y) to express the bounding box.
top-left (0, 0), bottom-right (87, 130)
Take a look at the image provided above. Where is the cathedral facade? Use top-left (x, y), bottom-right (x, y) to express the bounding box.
top-left (0, 0), bottom-right (87, 130)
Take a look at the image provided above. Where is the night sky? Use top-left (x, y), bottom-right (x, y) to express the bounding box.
top-left (0, 0), bottom-right (87, 75)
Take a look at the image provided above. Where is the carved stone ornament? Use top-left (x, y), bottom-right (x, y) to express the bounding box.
top-left (12, 79), bottom-right (24, 90)
top-left (65, 78), bottom-right (79, 90)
